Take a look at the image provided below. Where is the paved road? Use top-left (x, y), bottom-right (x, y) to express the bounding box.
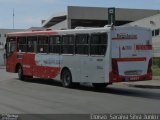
top-left (0, 69), bottom-right (160, 114)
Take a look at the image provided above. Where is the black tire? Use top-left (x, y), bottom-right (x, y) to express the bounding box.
top-left (26, 76), bottom-right (33, 79)
top-left (23, 76), bottom-right (33, 81)
top-left (18, 66), bottom-right (25, 80)
top-left (61, 69), bottom-right (73, 88)
top-left (92, 83), bottom-right (107, 89)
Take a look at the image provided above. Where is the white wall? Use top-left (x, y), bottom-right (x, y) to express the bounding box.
top-left (125, 14), bottom-right (160, 57)
top-left (49, 20), bottom-right (67, 30)
top-left (0, 49), bottom-right (4, 65)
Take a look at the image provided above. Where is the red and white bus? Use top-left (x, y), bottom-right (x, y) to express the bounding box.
top-left (5, 26), bottom-right (152, 88)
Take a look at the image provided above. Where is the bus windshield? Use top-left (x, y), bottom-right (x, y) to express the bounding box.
top-left (6, 37), bottom-right (17, 57)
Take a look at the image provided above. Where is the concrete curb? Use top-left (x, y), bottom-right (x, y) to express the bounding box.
top-left (127, 84), bottom-right (160, 89)
top-left (121, 78), bottom-right (160, 89)
top-left (153, 76), bottom-right (160, 80)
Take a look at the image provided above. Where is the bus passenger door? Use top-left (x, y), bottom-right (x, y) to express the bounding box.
top-left (6, 37), bottom-right (17, 72)
top-left (81, 57), bottom-right (90, 82)
top-left (81, 56), bottom-right (106, 83)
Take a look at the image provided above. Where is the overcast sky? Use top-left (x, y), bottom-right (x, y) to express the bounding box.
top-left (0, 0), bottom-right (160, 29)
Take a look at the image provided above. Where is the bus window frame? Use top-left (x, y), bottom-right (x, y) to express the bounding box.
top-left (17, 36), bottom-right (27, 52)
top-left (37, 35), bottom-right (49, 53)
top-left (75, 34), bottom-right (89, 56)
top-left (90, 32), bottom-right (108, 56)
top-left (27, 36), bottom-right (38, 53)
top-left (61, 34), bottom-right (75, 55)
top-left (48, 35), bottom-right (61, 54)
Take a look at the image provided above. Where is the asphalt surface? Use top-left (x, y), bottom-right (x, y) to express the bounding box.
top-left (0, 69), bottom-right (160, 114)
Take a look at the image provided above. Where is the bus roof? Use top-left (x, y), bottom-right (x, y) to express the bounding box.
top-left (7, 27), bottom-right (111, 37)
top-left (6, 26), bottom-right (150, 37)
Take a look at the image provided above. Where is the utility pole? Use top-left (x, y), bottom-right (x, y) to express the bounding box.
top-left (13, 8), bottom-right (15, 29)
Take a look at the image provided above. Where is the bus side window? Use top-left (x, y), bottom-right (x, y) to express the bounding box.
top-left (27, 36), bottom-right (37, 53)
top-left (37, 36), bottom-right (48, 53)
top-left (17, 37), bottom-right (27, 52)
top-left (90, 33), bottom-right (108, 55)
top-left (49, 36), bottom-right (61, 54)
top-left (61, 35), bottom-right (74, 54)
top-left (75, 34), bottom-right (89, 55)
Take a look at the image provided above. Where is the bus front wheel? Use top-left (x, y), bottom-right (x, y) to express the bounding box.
top-left (61, 69), bottom-right (73, 88)
top-left (18, 66), bottom-right (25, 80)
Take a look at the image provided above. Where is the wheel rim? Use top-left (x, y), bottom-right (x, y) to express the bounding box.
top-left (18, 67), bottom-right (22, 79)
top-left (64, 74), bottom-right (70, 86)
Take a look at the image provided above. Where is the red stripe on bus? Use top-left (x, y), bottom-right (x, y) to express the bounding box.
top-left (7, 31), bottom-right (58, 37)
top-left (113, 57), bottom-right (146, 62)
top-left (112, 37), bottom-right (137, 40)
top-left (136, 45), bottom-right (152, 50)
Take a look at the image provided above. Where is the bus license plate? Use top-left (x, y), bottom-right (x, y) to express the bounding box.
top-left (125, 77), bottom-right (139, 81)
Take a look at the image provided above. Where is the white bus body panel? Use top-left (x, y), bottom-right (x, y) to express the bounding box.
top-left (60, 54), bottom-right (110, 83)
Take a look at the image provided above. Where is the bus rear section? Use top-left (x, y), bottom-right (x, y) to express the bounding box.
top-left (110, 27), bottom-right (152, 83)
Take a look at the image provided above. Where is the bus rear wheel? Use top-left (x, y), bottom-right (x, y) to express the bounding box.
top-left (61, 69), bottom-right (73, 88)
top-left (18, 66), bottom-right (25, 80)
top-left (92, 83), bottom-right (107, 89)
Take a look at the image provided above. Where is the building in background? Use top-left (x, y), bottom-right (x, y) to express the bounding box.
top-left (125, 14), bottom-right (160, 57)
top-left (27, 27), bottom-right (45, 31)
top-left (42, 6), bottom-right (160, 30)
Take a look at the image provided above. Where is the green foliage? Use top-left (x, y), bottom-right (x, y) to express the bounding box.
top-left (152, 65), bottom-right (160, 76)
top-left (158, 58), bottom-right (160, 68)
top-left (153, 57), bottom-right (160, 68)
top-left (152, 58), bottom-right (160, 76)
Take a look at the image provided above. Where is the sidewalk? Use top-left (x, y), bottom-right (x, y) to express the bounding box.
top-left (121, 76), bottom-right (160, 89)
